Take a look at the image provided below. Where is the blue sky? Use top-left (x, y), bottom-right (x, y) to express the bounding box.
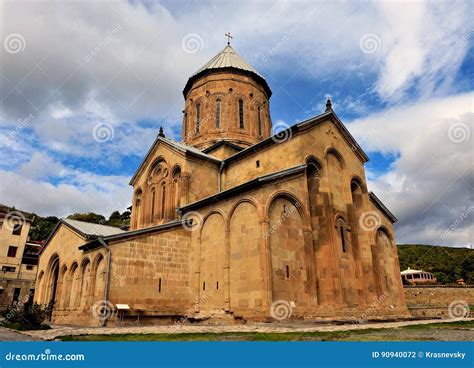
top-left (0, 0), bottom-right (472, 246)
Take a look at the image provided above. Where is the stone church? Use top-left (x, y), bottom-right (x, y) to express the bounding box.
top-left (35, 42), bottom-right (409, 326)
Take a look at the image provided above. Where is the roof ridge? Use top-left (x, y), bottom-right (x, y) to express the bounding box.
top-left (129, 135), bottom-right (221, 186)
top-left (62, 218), bottom-right (125, 230)
top-left (160, 136), bottom-right (221, 160)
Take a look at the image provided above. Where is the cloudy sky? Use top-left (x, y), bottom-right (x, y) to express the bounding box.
top-left (0, 0), bottom-right (472, 247)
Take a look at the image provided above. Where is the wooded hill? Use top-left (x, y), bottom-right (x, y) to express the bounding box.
top-left (397, 244), bottom-right (473, 284)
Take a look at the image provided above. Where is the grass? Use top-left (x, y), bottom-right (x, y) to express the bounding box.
top-left (401, 320), bottom-right (474, 329)
top-left (1, 321), bottom-right (51, 331)
top-left (59, 320), bottom-right (474, 342)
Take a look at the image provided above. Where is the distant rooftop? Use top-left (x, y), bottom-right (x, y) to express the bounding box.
top-left (401, 267), bottom-right (432, 275)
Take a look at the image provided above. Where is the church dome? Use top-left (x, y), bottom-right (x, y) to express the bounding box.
top-left (181, 43), bottom-right (273, 151)
top-left (183, 45), bottom-right (271, 98)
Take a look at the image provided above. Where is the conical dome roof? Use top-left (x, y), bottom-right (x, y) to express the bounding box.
top-left (183, 44), bottom-right (271, 97)
top-left (192, 45), bottom-right (263, 78)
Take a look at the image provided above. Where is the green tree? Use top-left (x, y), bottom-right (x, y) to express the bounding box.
top-left (398, 244), bottom-right (474, 284)
top-left (29, 216), bottom-right (59, 242)
top-left (67, 212), bottom-right (106, 224)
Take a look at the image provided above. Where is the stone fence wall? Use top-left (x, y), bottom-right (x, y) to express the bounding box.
top-left (404, 286), bottom-right (474, 318)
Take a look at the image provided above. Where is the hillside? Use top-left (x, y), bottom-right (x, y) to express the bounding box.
top-left (397, 244), bottom-right (474, 285)
top-left (28, 210), bottom-right (130, 242)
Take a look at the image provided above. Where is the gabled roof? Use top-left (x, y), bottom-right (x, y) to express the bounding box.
top-left (223, 110), bottom-right (369, 165)
top-left (202, 140), bottom-right (245, 154)
top-left (369, 192), bottom-right (398, 223)
top-left (62, 219), bottom-right (125, 238)
top-left (178, 164), bottom-right (307, 213)
top-left (39, 218), bottom-right (125, 255)
top-left (78, 219), bottom-right (185, 251)
top-left (183, 45), bottom-right (271, 97)
top-left (129, 135), bottom-right (221, 186)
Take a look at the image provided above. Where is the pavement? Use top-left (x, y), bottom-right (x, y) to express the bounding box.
top-left (0, 327), bottom-right (41, 341)
top-left (7, 317), bottom-right (473, 341)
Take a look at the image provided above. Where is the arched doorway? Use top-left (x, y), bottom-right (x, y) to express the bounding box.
top-left (45, 255), bottom-right (60, 319)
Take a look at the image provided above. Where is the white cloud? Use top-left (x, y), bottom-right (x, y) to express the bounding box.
top-left (349, 92), bottom-right (473, 247)
top-left (372, 1), bottom-right (472, 101)
top-left (1, 1), bottom-right (471, 126)
top-left (0, 0), bottom-right (472, 247)
top-left (0, 153), bottom-right (132, 217)
top-left (19, 152), bottom-right (65, 179)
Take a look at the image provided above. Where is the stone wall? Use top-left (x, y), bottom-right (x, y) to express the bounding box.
top-left (183, 71), bottom-right (272, 149)
top-left (184, 169), bottom-right (409, 321)
top-left (404, 286), bottom-right (474, 318)
top-left (107, 227), bottom-right (192, 317)
top-left (129, 142), bottom-right (220, 230)
top-left (35, 224), bottom-right (106, 326)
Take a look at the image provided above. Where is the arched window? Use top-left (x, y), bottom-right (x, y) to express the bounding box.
top-left (306, 157), bottom-right (322, 178)
top-left (238, 99), bottom-right (244, 129)
top-left (215, 99), bottom-right (221, 128)
top-left (79, 259), bottom-right (91, 308)
top-left (306, 157), bottom-right (322, 218)
top-left (196, 103), bottom-right (201, 133)
top-left (350, 178), bottom-right (364, 207)
top-left (134, 189), bottom-right (143, 229)
top-left (257, 105), bottom-right (262, 136)
top-left (337, 218), bottom-right (347, 253)
top-left (160, 182), bottom-right (166, 219)
top-left (135, 189), bottom-right (142, 207)
top-left (150, 189), bottom-right (156, 221)
top-left (183, 112), bottom-right (188, 140)
top-left (172, 167), bottom-right (182, 216)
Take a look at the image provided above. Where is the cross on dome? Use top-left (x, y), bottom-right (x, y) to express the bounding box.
top-left (225, 32), bottom-right (233, 45)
